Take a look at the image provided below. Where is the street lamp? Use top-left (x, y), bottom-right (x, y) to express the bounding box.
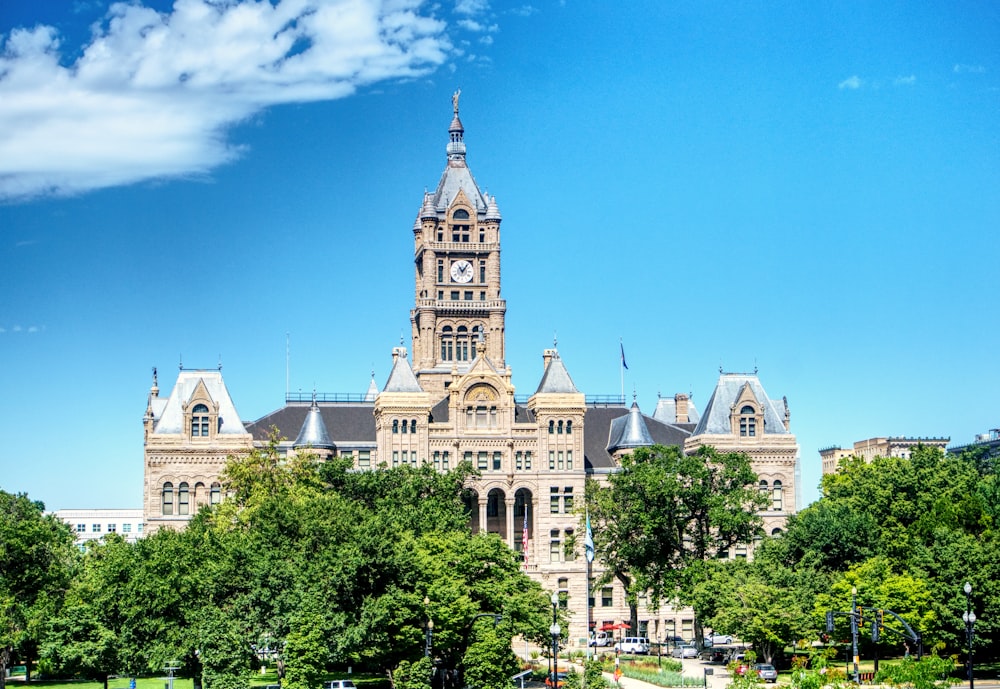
top-left (550, 592), bottom-right (561, 689)
top-left (424, 597), bottom-right (433, 659)
top-left (963, 582), bottom-right (976, 689)
top-left (851, 586), bottom-right (859, 684)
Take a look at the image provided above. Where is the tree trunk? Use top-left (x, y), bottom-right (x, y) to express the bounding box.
top-left (103, 673), bottom-right (110, 689)
top-left (1, 645), bottom-right (10, 689)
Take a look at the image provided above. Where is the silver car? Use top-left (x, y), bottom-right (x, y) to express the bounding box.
top-left (671, 643), bottom-right (698, 658)
top-left (755, 664), bottom-right (778, 683)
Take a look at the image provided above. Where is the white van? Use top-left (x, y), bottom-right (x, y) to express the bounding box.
top-left (615, 637), bottom-right (649, 654)
top-left (589, 631), bottom-right (610, 647)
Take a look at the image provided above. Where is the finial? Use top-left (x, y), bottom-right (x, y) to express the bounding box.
top-left (719, 365), bottom-right (723, 374)
top-left (179, 355), bottom-right (183, 371)
top-left (553, 332), bottom-right (558, 348)
top-left (632, 385), bottom-right (637, 402)
top-left (371, 367), bottom-right (375, 380)
top-left (400, 333), bottom-right (404, 346)
top-left (311, 389), bottom-right (317, 405)
top-left (218, 355), bottom-right (222, 371)
top-left (452, 88), bottom-right (461, 114)
top-left (152, 366), bottom-right (158, 386)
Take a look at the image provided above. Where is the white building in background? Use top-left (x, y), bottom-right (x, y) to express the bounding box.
top-left (54, 508), bottom-right (145, 547)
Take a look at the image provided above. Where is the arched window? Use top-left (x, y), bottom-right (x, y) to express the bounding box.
top-left (471, 325), bottom-right (482, 358)
top-left (457, 326), bottom-right (469, 361)
top-left (410, 419), bottom-right (417, 434)
top-left (771, 527), bottom-right (784, 536)
top-left (772, 480), bottom-right (783, 511)
top-left (453, 208), bottom-right (470, 220)
top-left (161, 482), bottom-right (174, 515)
top-left (191, 403), bottom-right (210, 437)
top-left (440, 326), bottom-right (453, 361)
top-left (210, 482), bottom-right (221, 505)
top-left (759, 479), bottom-right (769, 501)
top-left (549, 420), bottom-right (555, 434)
top-left (178, 482), bottom-right (190, 515)
top-left (392, 419), bottom-right (399, 434)
top-left (566, 420), bottom-right (572, 434)
top-left (557, 420), bottom-right (564, 434)
top-left (739, 405), bottom-right (756, 437)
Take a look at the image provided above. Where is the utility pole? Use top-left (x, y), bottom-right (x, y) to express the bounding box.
top-left (851, 587), bottom-right (860, 684)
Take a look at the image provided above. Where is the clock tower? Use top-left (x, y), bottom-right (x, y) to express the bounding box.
top-left (410, 92), bottom-right (506, 397)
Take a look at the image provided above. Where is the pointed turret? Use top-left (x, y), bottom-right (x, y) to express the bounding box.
top-left (365, 375), bottom-right (379, 402)
top-left (383, 347), bottom-right (423, 393)
top-left (293, 395), bottom-right (335, 451)
top-left (535, 349), bottom-right (579, 394)
top-left (607, 399), bottom-right (655, 454)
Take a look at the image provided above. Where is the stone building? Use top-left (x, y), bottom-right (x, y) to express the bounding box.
top-left (819, 436), bottom-right (950, 475)
top-left (143, 97), bottom-right (800, 646)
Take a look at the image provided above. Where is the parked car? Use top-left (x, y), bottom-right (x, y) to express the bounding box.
top-left (708, 649), bottom-right (726, 663)
top-left (545, 672), bottom-right (568, 688)
top-left (709, 634), bottom-right (733, 645)
top-left (671, 643), bottom-right (698, 659)
top-left (755, 664), bottom-right (778, 683)
top-left (324, 682), bottom-right (356, 689)
top-left (615, 637), bottom-right (650, 654)
top-left (664, 635), bottom-right (687, 647)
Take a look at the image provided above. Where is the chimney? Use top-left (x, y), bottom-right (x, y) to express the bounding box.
top-left (674, 393), bottom-right (689, 423)
top-left (542, 348), bottom-right (556, 372)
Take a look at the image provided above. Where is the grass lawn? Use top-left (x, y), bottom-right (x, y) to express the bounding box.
top-left (12, 667), bottom-right (387, 689)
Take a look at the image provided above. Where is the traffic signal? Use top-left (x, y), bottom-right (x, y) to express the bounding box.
top-left (826, 611), bottom-right (834, 633)
top-left (871, 621), bottom-right (879, 642)
top-left (858, 608), bottom-right (864, 627)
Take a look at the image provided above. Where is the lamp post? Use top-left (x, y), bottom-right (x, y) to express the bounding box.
top-left (851, 586), bottom-right (859, 684)
top-left (963, 582), bottom-right (976, 689)
top-left (550, 592), bottom-right (561, 689)
top-left (424, 597), bottom-right (433, 659)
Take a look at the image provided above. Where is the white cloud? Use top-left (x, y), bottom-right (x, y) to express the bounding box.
top-left (509, 5), bottom-right (538, 17)
top-left (894, 75), bottom-right (916, 86)
top-left (455, 0), bottom-right (489, 16)
top-left (954, 63), bottom-right (985, 74)
top-left (0, 0), bottom-right (474, 201)
top-left (838, 75), bottom-right (862, 90)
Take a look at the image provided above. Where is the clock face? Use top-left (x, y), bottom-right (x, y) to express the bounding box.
top-left (450, 260), bottom-right (473, 283)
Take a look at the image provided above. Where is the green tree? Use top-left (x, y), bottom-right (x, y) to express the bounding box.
top-left (587, 445), bottom-right (766, 632)
top-left (0, 490), bottom-right (77, 688)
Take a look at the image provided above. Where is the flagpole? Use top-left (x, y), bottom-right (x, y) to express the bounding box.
top-left (584, 509), bottom-right (595, 684)
top-left (619, 338), bottom-right (625, 403)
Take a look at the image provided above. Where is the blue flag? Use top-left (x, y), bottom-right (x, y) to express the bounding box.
top-left (620, 342), bottom-right (628, 370)
top-left (585, 512), bottom-right (595, 563)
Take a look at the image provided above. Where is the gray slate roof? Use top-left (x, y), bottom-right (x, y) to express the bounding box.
top-left (691, 373), bottom-right (789, 436)
top-left (246, 403), bottom-right (376, 447)
top-left (153, 370), bottom-right (246, 435)
top-left (583, 404), bottom-right (694, 470)
top-left (383, 348), bottom-right (423, 393)
top-left (535, 352), bottom-right (580, 394)
top-left (652, 397), bottom-right (701, 425)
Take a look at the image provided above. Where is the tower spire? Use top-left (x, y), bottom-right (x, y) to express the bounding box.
top-left (447, 89), bottom-right (466, 163)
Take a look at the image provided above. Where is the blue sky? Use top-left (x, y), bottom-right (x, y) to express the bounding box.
top-left (1, 0), bottom-right (997, 511)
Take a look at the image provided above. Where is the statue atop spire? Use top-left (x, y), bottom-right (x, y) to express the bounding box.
top-left (452, 88), bottom-right (461, 114)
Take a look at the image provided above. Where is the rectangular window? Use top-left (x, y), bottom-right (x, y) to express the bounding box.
top-left (464, 450), bottom-right (473, 465)
top-left (477, 451), bottom-right (488, 470)
top-left (549, 538), bottom-right (560, 563)
top-left (564, 494), bottom-right (574, 512)
top-left (480, 260), bottom-right (486, 282)
top-left (401, 450), bottom-right (408, 465)
top-left (682, 619), bottom-right (694, 638)
top-left (492, 451), bottom-right (502, 470)
top-left (92, 524), bottom-right (101, 533)
top-left (76, 523), bottom-right (85, 532)
top-left (108, 524), bottom-right (117, 533)
top-left (567, 450), bottom-right (573, 469)
top-left (392, 451), bottom-right (399, 467)
top-left (434, 451), bottom-right (441, 469)
top-left (450, 290), bottom-right (459, 300)
top-left (480, 291), bottom-right (486, 300)
top-left (525, 451), bottom-right (532, 469)
top-left (437, 260), bottom-right (444, 282)
top-left (137, 524), bottom-right (143, 533)
top-left (735, 543), bottom-right (748, 559)
top-left (464, 291), bottom-right (473, 300)
top-left (122, 523), bottom-right (131, 533)
top-left (558, 451), bottom-right (564, 469)
top-left (515, 451), bottom-right (523, 470)
top-left (565, 529), bottom-right (576, 560)
top-left (549, 451), bottom-right (555, 470)
top-left (437, 290), bottom-right (444, 300)
top-left (442, 451), bottom-right (450, 469)
top-left (551, 496), bottom-right (560, 513)
top-left (359, 450), bottom-right (371, 468)
top-left (602, 588), bottom-right (613, 607)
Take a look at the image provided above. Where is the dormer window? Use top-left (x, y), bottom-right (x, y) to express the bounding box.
top-left (739, 405), bottom-right (756, 437)
top-left (191, 404), bottom-right (210, 437)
